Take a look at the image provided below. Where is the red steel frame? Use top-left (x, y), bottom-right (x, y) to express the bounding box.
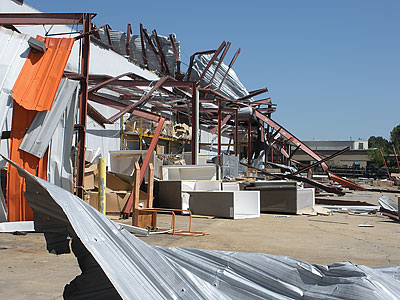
top-left (380, 149), bottom-right (393, 182)
top-left (393, 145), bottom-right (400, 173)
top-left (121, 118), bottom-right (166, 217)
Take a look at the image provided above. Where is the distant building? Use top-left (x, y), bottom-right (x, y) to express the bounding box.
top-left (291, 140), bottom-right (369, 168)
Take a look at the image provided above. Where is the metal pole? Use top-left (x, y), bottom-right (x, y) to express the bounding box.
top-left (234, 109), bottom-right (238, 156)
top-left (380, 149), bottom-right (393, 181)
top-left (98, 157), bottom-right (106, 214)
top-left (76, 13), bottom-right (91, 199)
top-left (393, 145), bottom-right (400, 173)
top-left (247, 120), bottom-right (251, 164)
top-left (191, 83), bottom-right (199, 165)
top-left (217, 99), bottom-right (222, 165)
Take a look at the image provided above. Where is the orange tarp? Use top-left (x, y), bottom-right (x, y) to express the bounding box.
top-left (12, 37), bottom-right (74, 111)
top-left (7, 37), bottom-right (74, 222)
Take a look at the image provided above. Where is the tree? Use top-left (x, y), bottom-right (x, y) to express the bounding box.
top-left (390, 125), bottom-right (400, 150)
top-left (368, 136), bottom-right (390, 168)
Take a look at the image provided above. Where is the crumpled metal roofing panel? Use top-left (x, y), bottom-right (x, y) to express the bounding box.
top-left (95, 28), bottom-right (179, 77)
top-left (19, 78), bottom-right (79, 158)
top-left (5, 156), bottom-right (400, 300)
top-left (12, 37), bottom-right (74, 111)
top-left (0, 27), bottom-right (31, 166)
top-left (190, 54), bottom-right (250, 100)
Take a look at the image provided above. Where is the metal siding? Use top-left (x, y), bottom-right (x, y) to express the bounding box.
top-left (0, 27), bottom-right (31, 166)
top-left (11, 37), bottom-right (74, 111)
top-left (47, 79), bottom-right (79, 192)
top-left (19, 78), bottom-right (79, 158)
top-left (6, 102), bottom-right (48, 221)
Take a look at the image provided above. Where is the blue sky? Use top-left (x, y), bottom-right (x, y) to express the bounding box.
top-left (27, 0), bottom-right (400, 141)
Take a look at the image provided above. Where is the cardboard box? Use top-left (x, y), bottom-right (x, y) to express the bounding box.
top-left (372, 180), bottom-right (394, 187)
top-left (84, 164), bottom-right (97, 190)
top-left (94, 171), bottom-right (133, 191)
top-left (86, 190), bottom-right (149, 213)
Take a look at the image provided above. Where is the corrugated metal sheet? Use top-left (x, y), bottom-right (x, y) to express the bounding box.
top-left (95, 29), bottom-right (180, 76)
top-left (12, 37), bottom-right (74, 111)
top-left (190, 54), bottom-right (250, 100)
top-left (0, 27), bottom-right (31, 167)
top-left (0, 185), bottom-right (6, 222)
top-left (6, 102), bottom-right (48, 221)
top-left (48, 79), bottom-right (79, 192)
top-left (19, 78), bottom-right (79, 158)
top-left (6, 156), bottom-right (400, 300)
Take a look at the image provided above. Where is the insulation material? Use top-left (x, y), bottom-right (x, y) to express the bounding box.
top-left (172, 123), bottom-right (192, 140)
top-left (6, 156), bottom-right (400, 300)
top-left (12, 37), bottom-right (74, 111)
top-left (0, 27), bottom-right (31, 167)
top-left (7, 102), bottom-right (48, 221)
top-left (19, 78), bottom-right (79, 158)
top-left (189, 54), bottom-right (250, 100)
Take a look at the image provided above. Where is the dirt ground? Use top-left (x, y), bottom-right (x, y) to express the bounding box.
top-left (0, 190), bottom-right (399, 299)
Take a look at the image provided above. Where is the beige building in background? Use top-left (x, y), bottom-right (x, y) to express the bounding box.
top-left (291, 140), bottom-right (369, 168)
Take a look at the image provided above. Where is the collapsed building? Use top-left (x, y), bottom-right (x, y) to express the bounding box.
top-left (0, 1), bottom-right (399, 299)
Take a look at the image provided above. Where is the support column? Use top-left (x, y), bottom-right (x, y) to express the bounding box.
top-left (217, 99), bottom-right (222, 165)
top-left (247, 120), bottom-right (251, 164)
top-left (191, 83), bottom-right (199, 165)
top-left (76, 14), bottom-right (91, 199)
top-left (234, 109), bottom-right (238, 156)
top-left (98, 157), bottom-right (106, 214)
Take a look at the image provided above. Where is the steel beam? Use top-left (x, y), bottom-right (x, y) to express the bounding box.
top-left (217, 48), bottom-right (240, 91)
top-left (247, 121), bottom-right (251, 164)
top-left (76, 14), bottom-right (91, 199)
top-left (0, 13), bottom-right (95, 25)
top-left (237, 87), bottom-right (268, 101)
top-left (122, 118), bottom-right (165, 217)
top-left (206, 42), bottom-right (231, 88)
top-left (191, 83), bottom-right (199, 165)
top-left (393, 145), bottom-right (400, 173)
top-left (107, 76), bottom-right (169, 122)
top-left (169, 34), bottom-right (181, 76)
top-left (142, 28), bottom-right (163, 69)
top-left (380, 149), bottom-right (393, 181)
top-left (210, 115), bottom-right (231, 134)
top-left (126, 23), bottom-right (132, 56)
top-left (152, 29), bottom-right (170, 74)
top-left (197, 41), bottom-right (226, 84)
top-left (292, 147), bottom-right (350, 175)
top-left (139, 24), bottom-right (148, 67)
top-left (93, 79), bottom-right (193, 88)
top-left (250, 98), bottom-right (272, 106)
top-left (186, 49), bottom-right (217, 81)
top-left (255, 111), bottom-right (329, 171)
top-left (234, 109), bottom-right (238, 156)
top-left (217, 99), bottom-right (222, 165)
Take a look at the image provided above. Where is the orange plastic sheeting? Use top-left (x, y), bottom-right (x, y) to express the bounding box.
top-left (12, 37), bottom-right (74, 111)
top-left (6, 102), bottom-right (49, 222)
